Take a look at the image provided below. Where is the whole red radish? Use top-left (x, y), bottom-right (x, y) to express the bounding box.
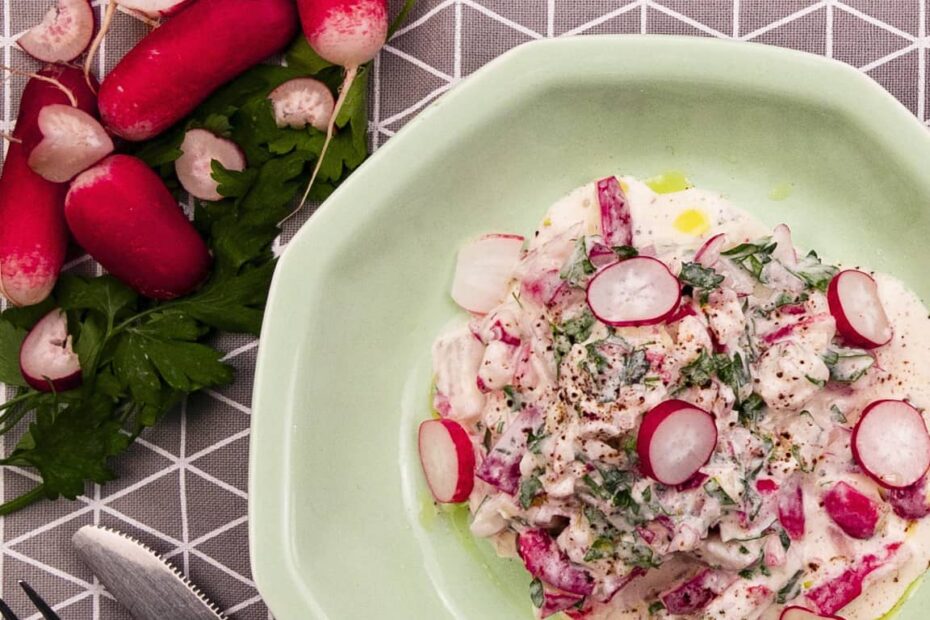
top-left (98, 0), bottom-right (298, 141)
top-left (0, 65), bottom-right (98, 307)
top-left (19, 309), bottom-right (82, 393)
top-left (65, 155), bottom-right (211, 300)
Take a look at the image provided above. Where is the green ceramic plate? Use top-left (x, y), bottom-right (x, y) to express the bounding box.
top-left (249, 36), bottom-right (930, 619)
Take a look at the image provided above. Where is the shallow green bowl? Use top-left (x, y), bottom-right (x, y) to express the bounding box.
top-left (249, 36), bottom-right (930, 619)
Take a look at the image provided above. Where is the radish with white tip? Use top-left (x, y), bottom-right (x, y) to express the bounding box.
top-left (780, 607), bottom-right (845, 620)
top-left (174, 129), bottom-right (246, 202)
top-left (19, 309), bottom-right (82, 393)
top-left (451, 234), bottom-right (524, 314)
top-left (18, 0), bottom-right (95, 63)
top-left (116, 0), bottom-right (192, 17)
top-left (586, 256), bottom-right (681, 326)
top-left (695, 233), bottom-right (726, 268)
top-left (637, 399), bottom-right (717, 486)
top-left (268, 78), bottom-right (335, 131)
top-left (27, 104), bottom-right (114, 183)
top-left (852, 399), bottom-right (930, 489)
top-left (827, 269), bottom-right (892, 348)
top-left (417, 418), bottom-right (475, 503)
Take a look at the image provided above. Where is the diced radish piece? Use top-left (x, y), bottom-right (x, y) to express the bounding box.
top-left (823, 481), bottom-right (880, 540)
top-left (19, 309), bottom-right (82, 393)
top-left (268, 78), bottom-right (335, 131)
top-left (780, 607), bottom-right (845, 620)
top-left (716, 256), bottom-right (757, 296)
top-left (827, 270), bottom-right (892, 348)
top-left (517, 529), bottom-right (594, 595)
top-left (599, 568), bottom-right (646, 604)
top-left (27, 104), bottom-right (114, 183)
top-left (452, 234), bottom-right (524, 314)
top-left (887, 476), bottom-right (930, 520)
top-left (756, 478), bottom-right (779, 494)
top-left (852, 399), bottom-right (930, 488)
top-left (116, 0), bottom-right (194, 17)
top-left (695, 233), bottom-right (726, 268)
top-left (805, 543), bottom-right (901, 615)
top-left (586, 257), bottom-right (680, 327)
top-left (538, 584), bottom-right (586, 618)
top-left (665, 301), bottom-right (697, 324)
top-left (777, 478), bottom-right (805, 540)
top-left (636, 399), bottom-right (717, 486)
top-left (174, 129), bottom-right (247, 202)
top-left (675, 471), bottom-right (708, 492)
top-left (417, 418), bottom-right (475, 503)
top-left (521, 269), bottom-right (563, 307)
top-left (596, 176), bottom-right (632, 247)
top-left (661, 569), bottom-right (734, 615)
top-left (475, 407), bottom-right (541, 494)
top-left (18, 0), bottom-right (94, 63)
top-left (587, 240), bottom-right (618, 268)
top-left (772, 224), bottom-right (798, 266)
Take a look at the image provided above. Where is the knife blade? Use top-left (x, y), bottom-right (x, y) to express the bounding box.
top-left (72, 525), bottom-right (226, 620)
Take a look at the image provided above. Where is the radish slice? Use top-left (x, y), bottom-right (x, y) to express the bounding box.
top-left (780, 607), bottom-right (845, 620)
top-left (637, 399), bottom-right (717, 485)
top-left (596, 176), bottom-right (632, 247)
top-left (27, 104), bottom-right (114, 183)
top-left (827, 270), bottom-right (892, 348)
top-left (175, 129), bottom-right (247, 202)
top-left (268, 78), bottom-right (335, 131)
top-left (117, 0), bottom-right (193, 17)
top-left (772, 223), bottom-right (798, 266)
top-left (517, 529), bottom-right (594, 595)
top-left (19, 309), bottom-right (82, 393)
top-left (18, 0), bottom-right (94, 63)
top-left (586, 257), bottom-right (680, 326)
top-left (695, 233), bottom-right (726, 267)
top-left (417, 418), bottom-right (475, 503)
top-left (451, 234), bottom-right (524, 314)
top-left (852, 399), bottom-right (930, 488)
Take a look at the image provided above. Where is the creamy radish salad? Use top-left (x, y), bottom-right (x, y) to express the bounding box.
top-left (417, 175), bottom-right (930, 620)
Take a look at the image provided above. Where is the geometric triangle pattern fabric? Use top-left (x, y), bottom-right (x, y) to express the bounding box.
top-left (0, 0), bottom-right (927, 617)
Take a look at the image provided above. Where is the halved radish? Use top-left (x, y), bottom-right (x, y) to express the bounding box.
top-left (417, 418), bottom-right (475, 503)
top-left (27, 104), bottom-right (114, 183)
top-left (117, 0), bottom-right (193, 17)
top-left (772, 223), bottom-right (798, 266)
top-left (637, 399), bottom-right (717, 485)
top-left (19, 309), bottom-right (82, 393)
top-left (174, 129), bottom-right (246, 202)
top-left (780, 607), bottom-right (845, 620)
top-left (18, 0), bottom-right (95, 63)
top-left (451, 234), bottom-right (524, 314)
top-left (586, 257), bottom-right (680, 327)
top-left (596, 176), bottom-right (632, 247)
top-left (852, 399), bottom-right (930, 488)
top-left (694, 233), bottom-right (726, 267)
top-left (268, 78), bottom-right (335, 131)
top-left (827, 270), bottom-right (892, 348)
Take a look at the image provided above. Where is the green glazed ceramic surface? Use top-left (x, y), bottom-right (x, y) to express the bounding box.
top-left (249, 36), bottom-right (930, 619)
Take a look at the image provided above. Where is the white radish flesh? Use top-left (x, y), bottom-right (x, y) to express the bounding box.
top-left (694, 233), bottom-right (725, 267)
top-left (268, 78), bottom-right (335, 131)
top-left (586, 256), bottom-right (680, 326)
top-left (19, 309), bottom-right (82, 392)
top-left (174, 129), bottom-right (246, 202)
top-left (27, 104), bottom-right (114, 183)
top-left (852, 399), bottom-right (930, 488)
top-left (637, 399), bottom-right (717, 485)
top-left (418, 418), bottom-right (475, 503)
top-left (827, 269), bottom-right (892, 348)
top-left (116, 0), bottom-right (192, 17)
top-left (18, 0), bottom-right (94, 63)
top-left (771, 223), bottom-right (798, 266)
top-left (780, 607), bottom-right (844, 620)
top-left (451, 234), bottom-right (524, 314)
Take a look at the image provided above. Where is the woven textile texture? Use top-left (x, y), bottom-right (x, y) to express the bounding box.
top-left (0, 1), bottom-right (927, 618)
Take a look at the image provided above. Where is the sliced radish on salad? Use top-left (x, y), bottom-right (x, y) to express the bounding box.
top-left (637, 399), bottom-right (717, 485)
top-left (827, 269), bottom-right (892, 348)
top-left (417, 418), bottom-right (475, 503)
top-left (116, 0), bottom-right (193, 17)
top-left (694, 233), bottom-right (726, 268)
top-left (771, 223), bottom-right (798, 266)
top-left (18, 0), bottom-right (94, 63)
top-left (586, 257), bottom-right (680, 326)
top-left (777, 479), bottom-right (806, 540)
top-left (268, 78), bottom-right (335, 131)
top-left (596, 176), bottom-right (632, 247)
top-left (451, 234), bottom-right (524, 314)
top-left (852, 399), bottom-right (930, 488)
top-left (19, 309), bottom-right (82, 393)
top-left (780, 607), bottom-right (845, 620)
top-left (175, 129), bottom-right (247, 202)
top-left (517, 529), bottom-right (594, 596)
top-left (27, 104), bottom-right (115, 183)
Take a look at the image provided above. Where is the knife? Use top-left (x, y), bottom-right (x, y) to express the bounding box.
top-left (72, 525), bottom-right (226, 620)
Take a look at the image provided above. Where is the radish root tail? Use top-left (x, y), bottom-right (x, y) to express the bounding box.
top-left (0, 132), bottom-right (22, 144)
top-left (84, 0), bottom-right (117, 91)
top-left (115, 5), bottom-right (162, 27)
top-left (0, 65), bottom-right (77, 107)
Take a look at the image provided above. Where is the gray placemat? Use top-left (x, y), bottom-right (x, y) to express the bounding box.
top-left (0, 1), bottom-right (926, 618)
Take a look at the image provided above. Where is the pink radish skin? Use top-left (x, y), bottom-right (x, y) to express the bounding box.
top-left (475, 407), bottom-right (541, 494)
top-left (268, 78), bottom-right (336, 131)
top-left (586, 257), bottom-right (681, 327)
top-left (98, 0), bottom-right (298, 141)
top-left (780, 607), bottom-right (845, 620)
top-left (175, 129), bottom-right (246, 202)
top-left (887, 477), bottom-right (930, 520)
top-left (19, 309), bottom-right (82, 393)
top-left (851, 399), bottom-right (930, 489)
top-left (694, 233), bottom-right (726, 267)
top-left (661, 570), bottom-right (735, 615)
top-left (596, 176), bottom-right (632, 247)
top-left (805, 543), bottom-right (901, 615)
top-left (823, 481), bottom-right (880, 540)
top-left (777, 479), bottom-right (806, 540)
top-left (116, 0), bottom-right (194, 18)
top-left (636, 399), bottom-right (717, 486)
top-left (538, 584), bottom-right (586, 618)
top-left (18, 0), bottom-right (94, 63)
top-left (0, 65), bottom-right (98, 307)
top-left (451, 234), bottom-right (524, 314)
top-left (27, 104), bottom-right (114, 183)
top-left (65, 155), bottom-right (211, 300)
top-left (827, 270), bottom-right (892, 349)
top-left (517, 529), bottom-right (594, 596)
top-left (417, 418), bottom-right (475, 503)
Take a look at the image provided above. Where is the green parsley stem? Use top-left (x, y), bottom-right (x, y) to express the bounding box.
top-left (0, 485), bottom-right (46, 515)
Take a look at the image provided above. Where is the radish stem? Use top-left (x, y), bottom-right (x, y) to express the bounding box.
top-left (84, 0), bottom-right (117, 91)
top-left (116, 4), bottom-right (161, 27)
top-left (0, 66), bottom-right (77, 106)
